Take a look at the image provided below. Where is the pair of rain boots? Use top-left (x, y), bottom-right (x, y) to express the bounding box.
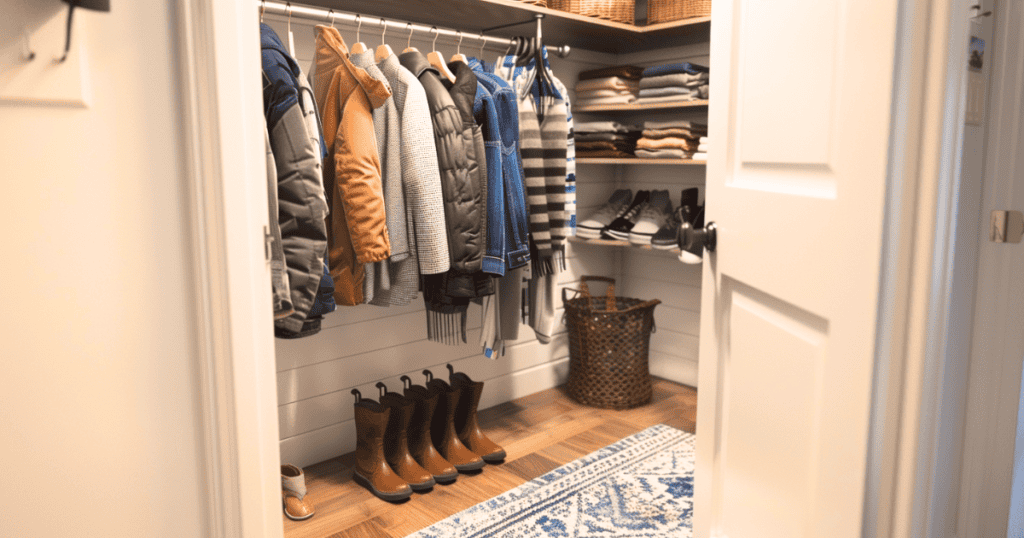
top-left (351, 365), bottom-right (506, 502)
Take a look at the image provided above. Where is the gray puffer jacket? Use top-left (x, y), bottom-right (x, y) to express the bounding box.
top-left (398, 51), bottom-right (482, 274)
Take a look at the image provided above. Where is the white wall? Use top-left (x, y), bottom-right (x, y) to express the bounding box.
top-left (0, 2), bottom-right (204, 538)
top-left (266, 16), bottom-right (624, 468)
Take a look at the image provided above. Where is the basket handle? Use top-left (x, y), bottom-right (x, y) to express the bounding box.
top-left (579, 276), bottom-right (616, 311)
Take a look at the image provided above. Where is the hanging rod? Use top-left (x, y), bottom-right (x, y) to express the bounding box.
top-left (259, 1), bottom-right (571, 58)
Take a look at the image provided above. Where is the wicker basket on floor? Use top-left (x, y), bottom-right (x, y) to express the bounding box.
top-left (563, 276), bottom-right (660, 410)
top-left (648, 0), bottom-right (711, 24)
top-left (549, 0), bottom-right (636, 25)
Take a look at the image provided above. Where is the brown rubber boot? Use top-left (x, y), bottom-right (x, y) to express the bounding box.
top-left (447, 365), bottom-right (506, 463)
top-left (350, 389), bottom-right (413, 502)
top-left (376, 383), bottom-right (436, 492)
top-left (426, 370), bottom-right (485, 472)
top-left (401, 374), bottom-right (459, 484)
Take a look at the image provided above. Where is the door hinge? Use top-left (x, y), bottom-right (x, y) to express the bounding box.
top-left (990, 210), bottom-right (1023, 243)
top-left (263, 225), bottom-right (273, 261)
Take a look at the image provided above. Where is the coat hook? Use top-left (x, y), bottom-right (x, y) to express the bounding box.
top-left (54, 1), bottom-right (77, 64)
top-left (22, 28), bottom-right (36, 62)
top-left (406, 23), bottom-right (414, 49)
top-left (970, 4), bottom-right (992, 18)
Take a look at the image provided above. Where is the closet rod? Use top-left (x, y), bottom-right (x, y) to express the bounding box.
top-left (259, 1), bottom-right (571, 57)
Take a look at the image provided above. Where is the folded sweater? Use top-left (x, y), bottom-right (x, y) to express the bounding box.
top-left (644, 119), bottom-right (707, 131)
top-left (637, 95), bottom-right (701, 105)
top-left (635, 148), bottom-right (689, 159)
top-left (577, 149), bottom-right (635, 158)
top-left (638, 87), bottom-right (697, 99)
top-left (578, 65), bottom-right (645, 81)
top-left (576, 121), bottom-right (635, 133)
top-left (642, 128), bottom-right (705, 140)
top-left (641, 62), bottom-right (709, 77)
top-left (575, 88), bottom-right (637, 99)
top-left (576, 132), bottom-right (639, 142)
top-left (637, 137), bottom-right (700, 151)
top-left (576, 94), bottom-right (638, 107)
top-left (639, 72), bottom-right (709, 89)
top-left (575, 76), bottom-right (640, 93)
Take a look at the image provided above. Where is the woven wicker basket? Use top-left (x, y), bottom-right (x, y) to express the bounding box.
top-left (648, 0), bottom-right (710, 24)
top-left (516, 0), bottom-right (549, 7)
top-left (549, 0), bottom-right (636, 25)
top-left (563, 276), bottom-right (660, 410)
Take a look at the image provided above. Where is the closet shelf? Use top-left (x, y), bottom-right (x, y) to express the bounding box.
top-left (568, 236), bottom-right (680, 253)
top-left (577, 158), bottom-right (706, 165)
top-left (299, 0), bottom-right (709, 53)
top-left (573, 100), bottom-right (709, 113)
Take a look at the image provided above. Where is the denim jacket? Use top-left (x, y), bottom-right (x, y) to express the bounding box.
top-left (468, 58), bottom-right (531, 274)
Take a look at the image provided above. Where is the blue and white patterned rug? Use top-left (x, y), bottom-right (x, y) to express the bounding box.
top-left (407, 424), bottom-right (695, 538)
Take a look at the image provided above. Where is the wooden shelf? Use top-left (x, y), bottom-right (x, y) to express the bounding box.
top-left (568, 236), bottom-right (679, 253)
top-left (574, 100), bottom-right (709, 113)
top-left (577, 158), bottom-right (706, 165)
top-left (303, 0), bottom-right (710, 53)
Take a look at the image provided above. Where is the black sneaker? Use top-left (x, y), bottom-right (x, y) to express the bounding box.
top-left (602, 191), bottom-right (650, 240)
top-left (651, 188), bottom-right (698, 250)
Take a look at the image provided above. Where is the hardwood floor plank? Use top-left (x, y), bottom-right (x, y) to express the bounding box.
top-left (284, 380), bottom-right (697, 538)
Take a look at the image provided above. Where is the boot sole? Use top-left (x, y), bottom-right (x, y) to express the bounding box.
top-left (481, 450), bottom-right (506, 463)
top-left (408, 477), bottom-right (436, 491)
top-left (352, 471), bottom-right (412, 502)
top-left (433, 470), bottom-right (459, 484)
top-left (454, 459), bottom-right (486, 472)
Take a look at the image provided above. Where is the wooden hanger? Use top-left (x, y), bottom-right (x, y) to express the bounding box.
top-left (402, 23), bottom-right (418, 54)
top-left (428, 27), bottom-right (456, 83)
top-left (375, 18), bottom-right (393, 62)
top-left (349, 15), bottom-right (368, 54)
top-left (450, 31), bottom-right (468, 65)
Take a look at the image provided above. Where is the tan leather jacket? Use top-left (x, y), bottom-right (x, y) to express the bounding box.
top-left (309, 26), bottom-right (392, 306)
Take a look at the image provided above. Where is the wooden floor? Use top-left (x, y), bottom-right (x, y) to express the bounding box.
top-left (284, 378), bottom-right (697, 538)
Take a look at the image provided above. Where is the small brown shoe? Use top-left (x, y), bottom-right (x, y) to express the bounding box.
top-left (281, 464), bottom-right (315, 521)
top-left (402, 374), bottom-right (460, 484)
top-left (448, 365), bottom-right (507, 463)
top-left (427, 371), bottom-right (486, 472)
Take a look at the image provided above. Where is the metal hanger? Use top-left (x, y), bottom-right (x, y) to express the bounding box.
top-left (428, 26), bottom-right (457, 83)
top-left (285, 2), bottom-right (296, 58)
top-left (350, 14), bottom-right (367, 54)
top-left (450, 31), bottom-right (468, 64)
top-left (477, 32), bottom-right (486, 60)
top-left (403, 23), bottom-right (418, 54)
top-left (328, 9), bottom-right (336, 28)
top-left (260, 0), bottom-right (266, 23)
top-left (375, 18), bottom-right (394, 62)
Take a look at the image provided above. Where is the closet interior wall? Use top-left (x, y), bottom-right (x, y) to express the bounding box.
top-left (593, 43), bottom-right (710, 387)
top-left (266, 15), bottom-right (622, 468)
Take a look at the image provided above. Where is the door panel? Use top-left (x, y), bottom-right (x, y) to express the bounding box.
top-left (694, 0), bottom-right (899, 533)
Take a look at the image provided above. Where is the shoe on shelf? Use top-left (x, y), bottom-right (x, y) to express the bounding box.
top-left (651, 187), bottom-right (698, 250)
top-left (629, 190), bottom-right (672, 246)
top-left (576, 189), bottom-right (632, 240)
top-left (281, 464), bottom-right (316, 521)
top-left (602, 190), bottom-right (651, 240)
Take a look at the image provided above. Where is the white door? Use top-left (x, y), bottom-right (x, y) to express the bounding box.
top-left (692, 0), bottom-right (901, 535)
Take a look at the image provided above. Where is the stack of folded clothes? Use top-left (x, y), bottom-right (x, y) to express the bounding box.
top-left (635, 119), bottom-right (707, 159)
top-left (692, 136), bottom-right (710, 161)
top-left (637, 62), bottom-right (710, 105)
top-left (574, 65), bottom-right (644, 108)
top-left (576, 120), bottom-right (641, 159)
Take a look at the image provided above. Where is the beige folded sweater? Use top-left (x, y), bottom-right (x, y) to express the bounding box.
top-left (575, 76), bottom-right (640, 93)
top-left (637, 137), bottom-right (700, 151)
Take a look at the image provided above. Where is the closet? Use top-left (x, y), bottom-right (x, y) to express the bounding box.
top-left (264, 0), bottom-right (708, 471)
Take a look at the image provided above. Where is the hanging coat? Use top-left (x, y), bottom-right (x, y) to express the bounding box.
top-left (309, 25), bottom-right (392, 306)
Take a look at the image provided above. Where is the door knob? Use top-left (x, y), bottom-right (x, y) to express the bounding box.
top-left (678, 222), bottom-right (716, 264)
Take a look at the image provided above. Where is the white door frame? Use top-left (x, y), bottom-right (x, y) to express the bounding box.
top-left (172, 0), bottom-right (978, 537)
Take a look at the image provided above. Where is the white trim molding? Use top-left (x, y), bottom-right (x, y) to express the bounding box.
top-left (175, 0), bottom-right (284, 536)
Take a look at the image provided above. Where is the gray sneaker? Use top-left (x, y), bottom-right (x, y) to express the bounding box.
top-left (576, 189), bottom-right (633, 239)
top-left (629, 190), bottom-right (673, 245)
